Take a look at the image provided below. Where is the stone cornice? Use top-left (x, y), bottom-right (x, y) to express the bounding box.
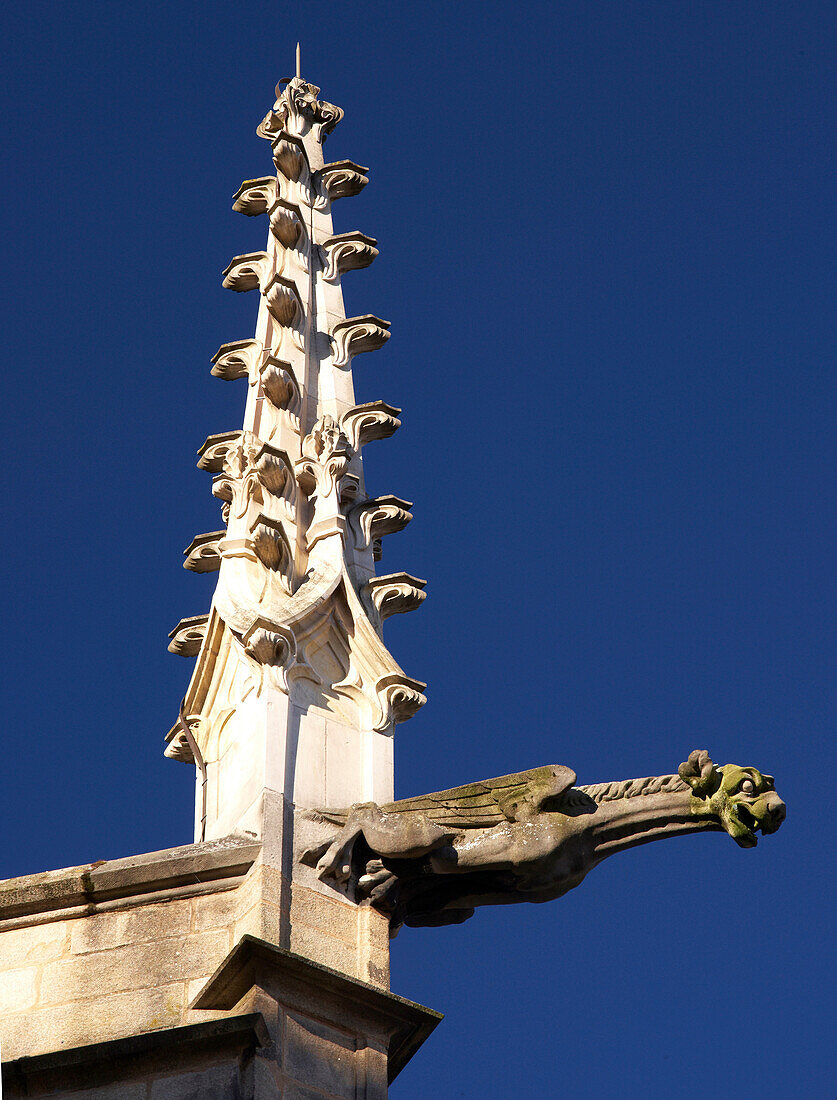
top-left (0, 836), bottom-right (261, 928)
top-left (192, 936), bottom-right (442, 1082)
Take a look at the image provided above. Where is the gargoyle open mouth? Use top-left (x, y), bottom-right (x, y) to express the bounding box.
top-left (727, 804), bottom-right (760, 848)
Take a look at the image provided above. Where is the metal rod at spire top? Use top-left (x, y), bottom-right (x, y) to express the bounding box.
top-left (296, 43), bottom-right (301, 80)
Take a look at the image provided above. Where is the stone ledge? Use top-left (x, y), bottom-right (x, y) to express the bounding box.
top-left (0, 835), bottom-right (261, 926)
top-left (193, 934), bottom-right (442, 1083)
top-left (1, 1013), bottom-right (268, 1097)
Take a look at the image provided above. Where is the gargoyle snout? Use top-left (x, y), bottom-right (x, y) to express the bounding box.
top-left (761, 793), bottom-right (786, 835)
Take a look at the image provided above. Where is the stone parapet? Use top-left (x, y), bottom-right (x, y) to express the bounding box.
top-left (0, 831), bottom-right (394, 1067)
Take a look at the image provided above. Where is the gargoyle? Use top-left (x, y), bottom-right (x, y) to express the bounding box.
top-left (299, 751), bottom-right (785, 934)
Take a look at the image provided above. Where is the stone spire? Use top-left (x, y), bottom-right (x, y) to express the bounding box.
top-left (166, 74), bottom-right (426, 847)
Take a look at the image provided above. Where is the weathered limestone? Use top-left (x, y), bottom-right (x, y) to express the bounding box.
top-left (300, 751), bottom-right (786, 934)
top-left (0, 836), bottom-right (428, 1095)
top-left (167, 73), bottom-right (425, 865)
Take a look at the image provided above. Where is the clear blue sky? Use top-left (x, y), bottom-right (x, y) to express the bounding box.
top-left (0, 2), bottom-right (833, 1095)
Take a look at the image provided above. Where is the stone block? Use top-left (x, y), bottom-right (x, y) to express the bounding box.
top-left (289, 883), bottom-right (359, 947)
top-left (190, 888), bottom-right (238, 933)
top-left (0, 919), bottom-right (69, 967)
top-left (284, 1011), bottom-right (357, 1099)
top-left (39, 929), bottom-right (229, 1007)
top-left (0, 982), bottom-right (185, 1060)
top-left (286, 923), bottom-right (356, 978)
top-left (0, 965), bottom-right (38, 1015)
top-left (70, 897), bottom-right (192, 955)
top-left (149, 1064), bottom-right (240, 1098)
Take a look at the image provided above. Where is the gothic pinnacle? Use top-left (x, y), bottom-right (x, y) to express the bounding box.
top-left (166, 74), bottom-right (426, 835)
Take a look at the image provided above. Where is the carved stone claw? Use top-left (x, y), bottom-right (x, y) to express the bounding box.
top-left (316, 843), bottom-right (354, 886)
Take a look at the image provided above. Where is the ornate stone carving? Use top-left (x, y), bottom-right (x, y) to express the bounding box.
top-left (269, 134), bottom-right (307, 181)
top-left (299, 752), bottom-right (786, 934)
top-left (269, 199), bottom-right (305, 249)
top-left (232, 177), bottom-right (278, 216)
top-left (372, 674), bottom-right (427, 731)
top-left (260, 357), bottom-right (301, 413)
top-left (251, 514), bottom-right (293, 573)
top-left (319, 160), bottom-right (369, 201)
top-left (294, 417), bottom-right (354, 548)
top-left (330, 315), bottom-right (391, 368)
top-left (364, 573), bottom-right (427, 621)
top-left (321, 232), bottom-right (378, 281)
top-left (197, 431), bottom-right (242, 473)
top-left (183, 531), bottom-right (224, 573)
top-left (349, 496), bottom-right (412, 552)
top-left (222, 252), bottom-right (270, 293)
top-left (241, 622), bottom-right (296, 693)
top-left (340, 401), bottom-right (401, 451)
top-left (167, 614), bottom-right (209, 657)
top-left (263, 273), bottom-right (303, 328)
top-left (296, 417), bottom-right (353, 501)
top-left (211, 339), bottom-right (263, 381)
top-left (257, 78), bottom-right (344, 145)
top-left (212, 434), bottom-right (293, 522)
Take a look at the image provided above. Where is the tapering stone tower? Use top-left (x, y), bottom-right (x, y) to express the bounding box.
top-left (168, 73), bottom-right (424, 846)
top-left (165, 68), bottom-right (426, 989)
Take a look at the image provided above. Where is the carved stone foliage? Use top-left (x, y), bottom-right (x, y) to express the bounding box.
top-left (340, 401), bottom-right (401, 451)
top-left (319, 160), bottom-right (369, 201)
top-left (257, 78), bottom-right (344, 145)
top-left (372, 674), bottom-right (427, 731)
top-left (295, 417), bottom-right (353, 523)
top-left (211, 339), bottom-right (262, 381)
top-left (251, 514), bottom-right (293, 573)
top-left (222, 252), bottom-right (270, 293)
top-left (349, 496), bottom-right (412, 552)
top-left (260, 356), bottom-right (301, 413)
top-left (235, 619), bottom-right (297, 693)
top-left (197, 431), bottom-right (242, 473)
top-left (269, 199), bottom-right (305, 248)
top-left (364, 573), bottom-right (427, 621)
top-left (263, 273), bottom-right (303, 328)
top-left (167, 614), bottom-right (209, 657)
top-left (271, 135), bottom-right (306, 181)
top-left (299, 754), bottom-right (786, 934)
top-left (330, 316), bottom-right (391, 368)
top-left (232, 177), bottom-right (277, 216)
top-left (321, 232), bottom-right (378, 281)
top-left (212, 433), bottom-right (293, 524)
top-left (183, 531), bottom-right (225, 573)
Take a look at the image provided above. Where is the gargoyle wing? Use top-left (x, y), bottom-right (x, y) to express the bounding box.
top-left (380, 764), bottom-right (578, 828)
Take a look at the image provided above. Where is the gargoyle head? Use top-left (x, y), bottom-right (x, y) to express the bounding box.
top-left (678, 750), bottom-right (786, 848)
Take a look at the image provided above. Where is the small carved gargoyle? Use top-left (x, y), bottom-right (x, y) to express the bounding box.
top-left (299, 751), bottom-right (785, 934)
